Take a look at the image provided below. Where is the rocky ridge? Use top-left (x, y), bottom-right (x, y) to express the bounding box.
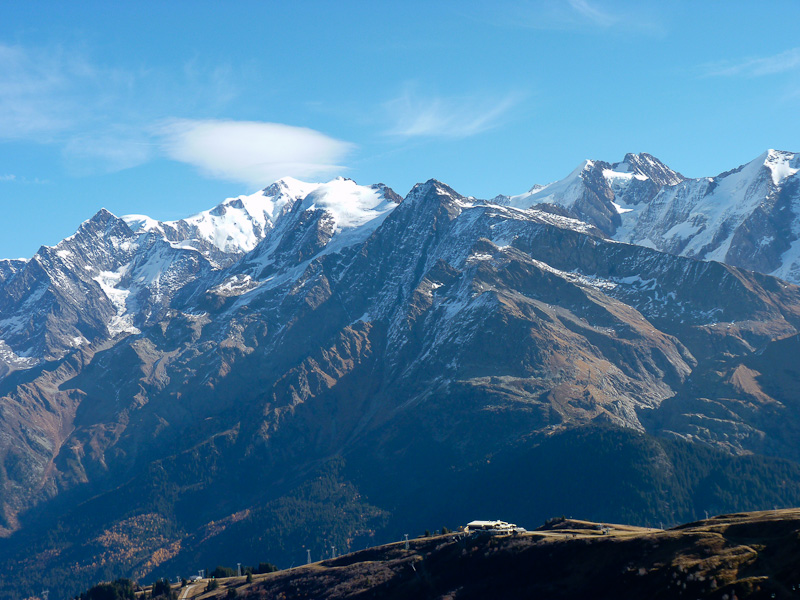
top-left (175, 508), bottom-right (800, 600)
top-left (506, 149), bottom-right (800, 284)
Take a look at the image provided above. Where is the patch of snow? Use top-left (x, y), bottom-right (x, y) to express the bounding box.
top-left (93, 269), bottom-right (140, 336)
top-left (506, 160), bottom-right (593, 210)
top-left (614, 275), bottom-right (657, 290)
top-left (209, 274), bottom-right (262, 297)
top-left (0, 339), bottom-right (39, 369)
top-left (530, 258), bottom-right (617, 290)
top-left (603, 168), bottom-right (647, 182)
top-left (123, 214), bottom-right (163, 234)
top-left (763, 149), bottom-right (799, 186)
top-left (664, 221), bottom-right (702, 241)
top-left (771, 232), bottom-right (800, 282)
top-left (166, 239), bottom-right (204, 252)
top-left (611, 201), bottom-right (633, 214)
top-left (603, 168), bottom-right (635, 181)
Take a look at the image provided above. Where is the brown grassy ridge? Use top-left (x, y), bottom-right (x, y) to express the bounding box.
top-left (169, 508), bottom-right (800, 600)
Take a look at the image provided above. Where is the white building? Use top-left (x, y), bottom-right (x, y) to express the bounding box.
top-left (465, 520), bottom-right (526, 534)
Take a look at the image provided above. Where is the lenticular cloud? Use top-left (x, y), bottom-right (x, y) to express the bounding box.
top-left (158, 118), bottom-right (353, 187)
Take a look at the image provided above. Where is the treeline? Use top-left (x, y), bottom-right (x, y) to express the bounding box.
top-left (208, 562), bottom-right (279, 578)
top-left (76, 563), bottom-right (280, 600)
top-left (77, 578), bottom-right (171, 600)
top-left (76, 578), bottom-right (136, 600)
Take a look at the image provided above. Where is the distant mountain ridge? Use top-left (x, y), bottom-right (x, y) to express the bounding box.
top-left (122, 177), bottom-right (402, 262)
top-left (503, 149), bottom-right (800, 283)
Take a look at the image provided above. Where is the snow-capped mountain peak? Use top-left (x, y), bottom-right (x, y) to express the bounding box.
top-left (122, 178), bottom-right (317, 256)
top-left (261, 175), bottom-right (318, 197)
top-left (506, 160), bottom-right (593, 211)
top-left (614, 153), bottom-right (685, 186)
top-left (762, 149), bottom-right (799, 185)
top-left (121, 177), bottom-right (403, 260)
top-left (506, 154), bottom-right (684, 216)
top-left (298, 177), bottom-right (398, 232)
top-left (405, 179), bottom-right (464, 204)
top-left (122, 214), bottom-right (162, 235)
top-left (498, 149), bottom-right (800, 284)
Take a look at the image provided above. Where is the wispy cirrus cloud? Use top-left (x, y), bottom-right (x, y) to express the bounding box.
top-left (0, 42), bottom-right (356, 185)
top-left (0, 42), bottom-right (259, 176)
top-left (0, 42), bottom-right (158, 173)
top-left (384, 88), bottom-right (521, 139)
top-left (565, 0), bottom-right (618, 27)
top-left (62, 132), bottom-right (156, 176)
top-left (157, 119), bottom-right (354, 186)
top-left (0, 44), bottom-right (85, 140)
top-left (701, 47), bottom-right (800, 78)
top-left (475, 0), bottom-right (660, 33)
top-left (0, 173), bottom-right (50, 184)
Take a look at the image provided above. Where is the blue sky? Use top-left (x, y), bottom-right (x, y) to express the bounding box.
top-left (2, 0), bottom-right (800, 258)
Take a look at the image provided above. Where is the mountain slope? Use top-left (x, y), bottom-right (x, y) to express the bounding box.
top-left (2, 166), bottom-right (800, 598)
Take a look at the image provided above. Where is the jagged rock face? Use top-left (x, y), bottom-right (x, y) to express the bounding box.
top-left (508, 149), bottom-right (800, 285)
top-left (620, 152), bottom-right (686, 187)
top-left (506, 153), bottom-right (684, 236)
top-left (2, 167), bottom-right (800, 596)
top-left (0, 210), bottom-right (135, 362)
top-left (0, 176), bottom-right (794, 499)
top-left (0, 209), bottom-right (219, 369)
top-left (121, 178), bottom-right (314, 260)
top-left (0, 259), bottom-right (25, 285)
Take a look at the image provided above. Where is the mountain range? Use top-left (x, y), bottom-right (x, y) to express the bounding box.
top-left (2, 150), bottom-right (800, 599)
top-left (500, 149), bottom-right (800, 282)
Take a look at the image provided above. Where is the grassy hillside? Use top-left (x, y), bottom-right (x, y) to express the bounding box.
top-left (114, 508), bottom-right (800, 600)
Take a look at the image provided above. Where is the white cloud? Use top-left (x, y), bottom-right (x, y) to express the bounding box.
top-left (157, 119), bottom-right (354, 187)
top-left (702, 48), bottom-right (800, 78)
top-left (0, 174), bottom-right (16, 182)
top-left (384, 90), bottom-right (520, 139)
